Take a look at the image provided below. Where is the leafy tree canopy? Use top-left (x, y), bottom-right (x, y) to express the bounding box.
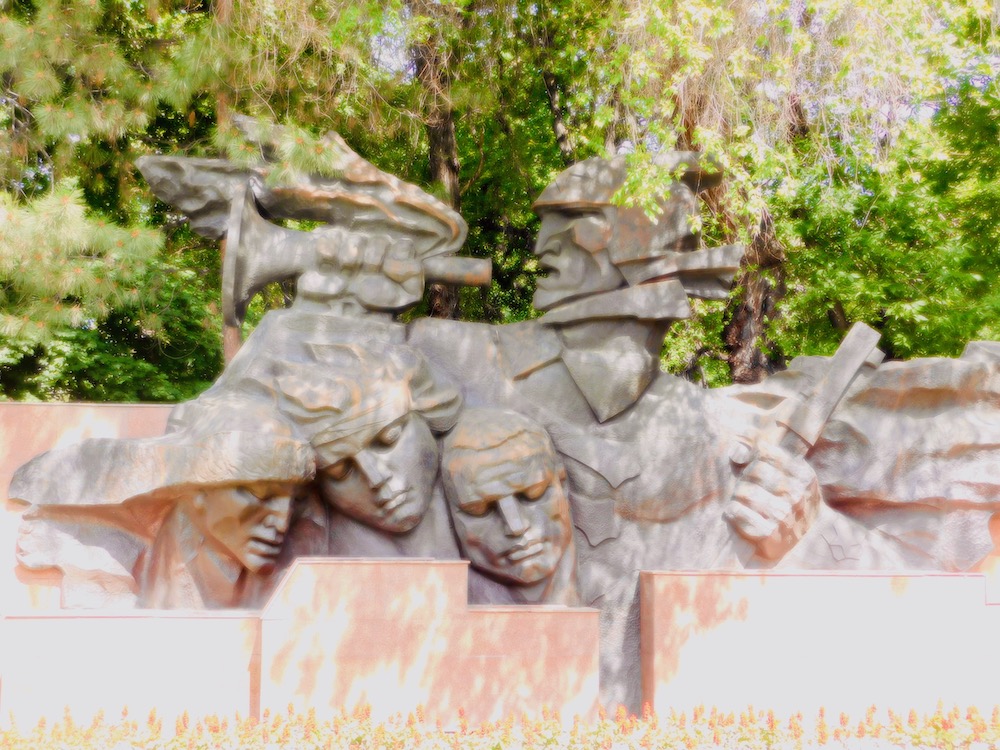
top-left (0, 0), bottom-right (996, 399)
top-left (775, 76), bottom-right (1000, 360)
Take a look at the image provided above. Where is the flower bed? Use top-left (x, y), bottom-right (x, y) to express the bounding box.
top-left (2, 703), bottom-right (999, 748)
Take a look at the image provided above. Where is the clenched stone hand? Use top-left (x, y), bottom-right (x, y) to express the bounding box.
top-left (724, 442), bottom-right (822, 561)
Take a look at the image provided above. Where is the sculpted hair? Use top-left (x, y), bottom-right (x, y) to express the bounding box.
top-left (274, 342), bottom-right (461, 464)
top-left (443, 407), bottom-right (551, 455)
top-left (440, 407), bottom-right (564, 514)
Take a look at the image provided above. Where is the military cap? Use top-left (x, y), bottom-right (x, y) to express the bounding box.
top-left (532, 153), bottom-right (723, 267)
top-left (531, 152), bottom-right (722, 211)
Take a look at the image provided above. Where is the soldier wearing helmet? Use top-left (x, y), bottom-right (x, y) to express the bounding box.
top-left (530, 152), bottom-right (730, 313)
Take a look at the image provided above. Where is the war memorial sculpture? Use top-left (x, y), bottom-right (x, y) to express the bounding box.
top-left (8, 118), bottom-right (1000, 709)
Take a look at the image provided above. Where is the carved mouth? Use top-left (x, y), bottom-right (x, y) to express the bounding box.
top-left (506, 540), bottom-right (546, 562)
top-left (248, 535), bottom-right (284, 560)
top-left (379, 488), bottom-right (412, 514)
top-left (535, 250), bottom-right (560, 283)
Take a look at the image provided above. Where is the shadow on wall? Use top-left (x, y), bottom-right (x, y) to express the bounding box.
top-left (640, 572), bottom-right (746, 695)
top-left (260, 558), bottom-right (599, 725)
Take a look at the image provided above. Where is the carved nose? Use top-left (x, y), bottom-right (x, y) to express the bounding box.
top-left (264, 495), bottom-right (292, 533)
top-left (355, 451), bottom-right (388, 490)
top-left (497, 495), bottom-right (529, 537)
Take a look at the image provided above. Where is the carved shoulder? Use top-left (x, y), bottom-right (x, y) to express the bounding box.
top-left (407, 318), bottom-right (502, 397)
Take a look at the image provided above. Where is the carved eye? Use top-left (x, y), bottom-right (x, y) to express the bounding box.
top-left (325, 459), bottom-right (353, 481)
top-left (376, 420), bottom-right (404, 447)
top-left (460, 500), bottom-right (490, 518)
top-left (520, 481), bottom-right (549, 501)
top-left (248, 486), bottom-right (281, 503)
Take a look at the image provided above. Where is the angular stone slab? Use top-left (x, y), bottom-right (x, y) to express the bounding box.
top-left (1, 403), bottom-right (172, 612)
top-left (641, 571), bottom-right (1000, 717)
top-left (259, 558), bottom-right (599, 724)
top-left (0, 403), bottom-right (171, 498)
top-left (0, 611), bottom-right (260, 726)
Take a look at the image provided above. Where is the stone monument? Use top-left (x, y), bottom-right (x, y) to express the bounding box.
top-left (8, 118), bottom-right (1000, 709)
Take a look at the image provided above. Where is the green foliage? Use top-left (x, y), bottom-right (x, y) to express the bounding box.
top-left (661, 299), bottom-right (731, 387)
top-left (773, 77), bottom-right (1000, 359)
top-left (0, 181), bottom-right (161, 343)
top-left (0, 223), bottom-right (223, 401)
top-left (0, 0), bottom-right (996, 401)
top-left (0, 0), bottom-right (161, 190)
top-left (0, 0), bottom-right (225, 401)
top-left (583, 0), bottom-right (997, 377)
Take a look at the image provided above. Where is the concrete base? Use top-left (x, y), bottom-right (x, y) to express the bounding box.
top-left (641, 570), bottom-right (1000, 717)
top-left (0, 559), bottom-right (600, 727)
top-left (260, 558), bottom-right (599, 723)
top-left (1, 610), bottom-right (259, 725)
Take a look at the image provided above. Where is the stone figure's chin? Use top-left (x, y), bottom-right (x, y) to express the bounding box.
top-left (377, 493), bottom-right (427, 533)
top-left (532, 288), bottom-right (557, 311)
top-left (512, 557), bottom-right (558, 584)
top-left (485, 542), bottom-right (560, 585)
top-left (533, 279), bottom-right (595, 313)
top-left (533, 268), bottom-right (570, 308)
top-left (242, 536), bottom-right (286, 574)
top-left (245, 555), bottom-right (278, 575)
top-left (378, 510), bottom-right (422, 533)
top-left (340, 490), bottom-right (427, 534)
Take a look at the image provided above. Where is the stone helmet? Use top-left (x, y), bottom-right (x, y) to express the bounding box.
top-left (531, 152), bottom-right (723, 272)
top-left (9, 395), bottom-right (316, 516)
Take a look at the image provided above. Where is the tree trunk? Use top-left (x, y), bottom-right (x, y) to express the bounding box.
top-left (722, 207), bottom-right (786, 384)
top-left (719, 86), bottom-right (811, 383)
top-left (412, 9), bottom-right (462, 320)
top-left (603, 87), bottom-right (628, 154)
top-left (542, 70), bottom-right (575, 166)
top-left (695, 86), bottom-right (808, 385)
top-left (213, 0), bottom-right (243, 361)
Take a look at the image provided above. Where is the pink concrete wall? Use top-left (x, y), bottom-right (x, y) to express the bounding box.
top-left (259, 559), bottom-right (600, 725)
top-left (0, 402), bottom-right (172, 611)
top-left (0, 559), bottom-right (600, 728)
top-left (0, 402), bottom-right (171, 494)
top-left (0, 611), bottom-right (260, 726)
top-left (641, 571), bottom-right (1000, 718)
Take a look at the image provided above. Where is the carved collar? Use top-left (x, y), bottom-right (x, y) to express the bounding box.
top-left (496, 279), bottom-right (690, 423)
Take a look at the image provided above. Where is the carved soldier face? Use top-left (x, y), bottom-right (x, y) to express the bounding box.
top-left (532, 210), bottom-right (626, 311)
top-left (187, 482), bottom-right (296, 574)
top-left (317, 413), bottom-right (438, 533)
top-left (444, 433), bottom-right (571, 585)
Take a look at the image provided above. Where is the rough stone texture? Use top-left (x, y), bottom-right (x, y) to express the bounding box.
top-left (442, 407), bottom-right (579, 605)
top-left (8, 131), bottom-right (1000, 711)
top-left (137, 117), bottom-right (487, 329)
top-left (12, 400), bottom-right (315, 609)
